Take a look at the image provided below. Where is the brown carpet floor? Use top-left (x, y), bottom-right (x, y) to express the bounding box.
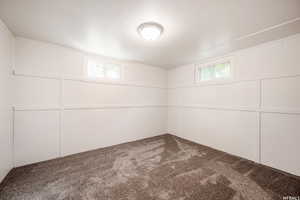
top-left (0, 134), bottom-right (300, 200)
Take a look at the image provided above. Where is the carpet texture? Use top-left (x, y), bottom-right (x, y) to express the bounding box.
top-left (0, 134), bottom-right (299, 200)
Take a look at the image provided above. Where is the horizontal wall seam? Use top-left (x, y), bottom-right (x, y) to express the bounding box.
top-left (168, 105), bottom-right (300, 115)
top-left (12, 71), bottom-right (167, 89)
top-left (13, 105), bottom-right (168, 111)
top-left (64, 105), bottom-right (168, 110)
top-left (13, 105), bottom-right (300, 114)
top-left (168, 74), bottom-right (300, 89)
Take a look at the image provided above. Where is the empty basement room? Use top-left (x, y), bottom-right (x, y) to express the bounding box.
top-left (0, 1), bottom-right (300, 200)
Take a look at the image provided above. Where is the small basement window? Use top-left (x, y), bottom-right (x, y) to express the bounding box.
top-left (87, 60), bottom-right (121, 80)
top-left (196, 58), bottom-right (232, 82)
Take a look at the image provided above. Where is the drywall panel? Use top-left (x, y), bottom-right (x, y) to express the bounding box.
top-left (63, 80), bottom-right (166, 106)
top-left (169, 108), bottom-right (259, 162)
top-left (167, 107), bottom-right (182, 135)
top-left (15, 37), bottom-right (168, 87)
top-left (56, 46), bottom-right (85, 77)
top-left (62, 107), bottom-right (166, 156)
top-left (236, 35), bottom-right (300, 80)
top-left (167, 64), bottom-right (195, 87)
top-left (284, 34), bottom-right (300, 73)
top-left (15, 37), bottom-right (85, 77)
top-left (15, 37), bottom-right (61, 76)
top-left (261, 113), bottom-right (300, 176)
top-left (168, 81), bottom-right (259, 108)
top-left (124, 63), bottom-right (167, 87)
top-left (164, 34), bottom-right (300, 86)
top-left (167, 35), bottom-right (300, 86)
top-left (14, 111), bottom-right (60, 167)
top-left (0, 19), bottom-right (13, 182)
top-left (262, 76), bottom-right (300, 111)
top-left (236, 40), bottom-right (284, 80)
top-left (13, 76), bottom-right (60, 107)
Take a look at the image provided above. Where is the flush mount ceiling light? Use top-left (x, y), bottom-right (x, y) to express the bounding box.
top-left (137, 22), bottom-right (164, 41)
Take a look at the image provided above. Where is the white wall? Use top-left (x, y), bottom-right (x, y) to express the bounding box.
top-left (13, 37), bottom-right (168, 167)
top-left (9, 32), bottom-right (300, 177)
top-left (167, 33), bottom-right (300, 176)
top-left (0, 20), bottom-right (13, 182)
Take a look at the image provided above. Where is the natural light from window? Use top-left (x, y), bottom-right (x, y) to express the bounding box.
top-left (88, 60), bottom-right (121, 80)
top-left (197, 61), bottom-right (231, 82)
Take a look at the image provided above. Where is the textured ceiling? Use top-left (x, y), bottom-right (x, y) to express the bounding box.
top-left (0, 0), bottom-right (299, 68)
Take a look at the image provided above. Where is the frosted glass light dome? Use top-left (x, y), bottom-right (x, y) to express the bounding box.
top-left (137, 22), bottom-right (163, 41)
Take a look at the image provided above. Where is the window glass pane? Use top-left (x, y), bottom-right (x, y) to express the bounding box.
top-left (105, 63), bottom-right (121, 80)
top-left (198, 60), bottom-right (231, 82)
top-left (87, 60), bottom-right (121, 80)
top-left (88, 60), bottom-right (104, 78)
top-left (200, 65), bottom-right (215, 81)
top-left (215, 62), bottom-right (230, 78)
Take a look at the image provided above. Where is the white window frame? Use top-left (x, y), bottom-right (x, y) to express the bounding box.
top-left (195, 56), bottom-right (234, 84)
top-left (85, 57), bottom-right (123, 82)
